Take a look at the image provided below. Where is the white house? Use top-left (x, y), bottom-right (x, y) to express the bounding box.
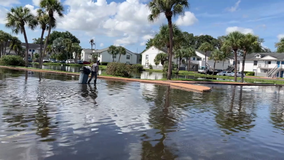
top-left (141, 46), bottom-right (234, 71)
top-left (81, 47), bottom-right (140, 64)
top-left (241, 53), bottom-right (284, 78)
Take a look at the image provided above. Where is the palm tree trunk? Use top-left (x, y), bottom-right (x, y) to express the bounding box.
top-left (241, 51), bottom-right (247, 83)
top-left (43, 21), bottom-right (52, 61)
top-left (39, 28), bottom-right (45, 69)
top-left (166, 13), bottom-right (173, 80)
top-left (234, 50), bottom-right (238, 82)
top-left (8, 43), bottom-right (14, 54)
top-left (119, 53), bottom-right (121, 62)
top-left (213, 61), bottom-right (216, 75)
top-left (22, 27), bottom-right (29, 67)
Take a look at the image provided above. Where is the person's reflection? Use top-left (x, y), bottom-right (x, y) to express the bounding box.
top-left (238, 86), bottom-right (243, 112)
top-left (230, 86), bottom-right (236, 111)
top-left (39, 72), bottom-right (42, 82)
top-left (88, 84), bottom-right (98, 105)
top-left (25, 70), bottom-right (28, 81)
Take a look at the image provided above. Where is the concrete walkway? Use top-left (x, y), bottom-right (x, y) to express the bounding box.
top-left (0, 66), bottom-right (211, 92)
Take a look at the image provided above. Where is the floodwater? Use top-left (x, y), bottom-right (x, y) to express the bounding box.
top-left (0, 68), bottom-right (284, 160)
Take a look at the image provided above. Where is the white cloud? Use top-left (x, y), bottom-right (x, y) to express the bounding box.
top-left (175, 11), bottom-right (198, 26)
top-left (277, 34), bottom-right (284, 40)
top-left (24, 4), bottom-right (38, 16)
top-left (32, 0), bottom-right (40, 6)
top-left (0, 7), bottom-right (8, 24)
top-left (0, 0), bottom-right (19, 7)
top-left (57, 0), bottom-right (165, 46)
top-left (226, 26), bottom-right (254, 34)
top-left (227, 0), bottom-right (241, 12)
top-left (100, 43), bottom-right (104, 47)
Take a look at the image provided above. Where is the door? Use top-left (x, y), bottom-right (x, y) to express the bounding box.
top-left (281, 71), bottom-right (284, 78)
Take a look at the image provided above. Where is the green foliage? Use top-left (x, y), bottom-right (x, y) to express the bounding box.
top-left (106, 62), bottom-right (131, 77)
top-left (154, 53), bottom-right (168, 66)
top-left (149, 64), bottom-right (153, 69)
top-left (244, 71), bottom-right (255, 76)
top-left (275, 38), bottom-right (284, 53)
top-left (106, 63), bottom-right (143, 77)
top-left (0, 55), bottom-right (25, 66)
top-left (47, 31), bottom-right (79, 45)
top-left (108, 45), bottom-right (119, 62)
top-left (128, 64), bottom-right (143, 72)
top-left (34, 53), bottom-right (39, 58)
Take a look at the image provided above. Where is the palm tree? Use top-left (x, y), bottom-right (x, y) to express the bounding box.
top-left (90, 39), bottom-right (95, 50)
top-left (198, 42), bottom-right (214, 70)
top-left (117, 46), bottom-right (126, 62)
top-left (240, 34), bottom-right (262, 82)
top-left (108, 45), bottom-right (118, 62)
top-left (8, 36), bottom-right (21, 54)
top-left (148, 0), bottom-right (189, 80)
top-left (37, 9), bottom-right (50, 69)
top-left (72, 43), bottom-right (82, 62)
top-left (222, 31), bottom-right (245, 82)
top-left (6, 6), bottom-right (38, 67)
top-left (209, 49), bottom-right (222, 75)
top-left (154, 52), bottom-right (168, 66)
top-left (40, 0), bottom-right (64, 61)
top-left (182, 47), bottom-right (196, 71)
top-left (275, 38), bottom-right (284, 53)
top-left (63, 38), bottom-right (72, 59)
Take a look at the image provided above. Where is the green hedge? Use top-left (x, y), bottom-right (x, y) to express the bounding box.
top-left (106, 63), bottom-right (144, 77)
top-left (106, 62), bottom-right (131, 77)
top-left (0, 55), bottom-right (25, 66)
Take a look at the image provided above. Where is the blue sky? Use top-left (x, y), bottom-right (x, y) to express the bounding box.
top-left (0, 0), bottom-right (284, 53)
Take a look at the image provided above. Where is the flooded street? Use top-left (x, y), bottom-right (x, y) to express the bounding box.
top-left (0, 68), bottom-right (283, 160)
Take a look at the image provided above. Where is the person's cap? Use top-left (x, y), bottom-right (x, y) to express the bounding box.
top-left (97, 60), bottom-right (100, 63)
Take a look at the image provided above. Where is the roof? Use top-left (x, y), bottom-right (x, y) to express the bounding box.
top-left (83, 47), bottom-right (139, 55)
top-left (21, 43), bottom-right (41, 49)
top-left (141, 46), bottom-right (167, 54)
top-left (246, 53), bottom-right (284, 61)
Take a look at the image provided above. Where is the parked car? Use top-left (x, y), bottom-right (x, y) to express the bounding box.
top-left (66, 59), bottom-right (75, 64)
top-left (43, 59), bottom-right (50, 63)
top-left (217, 71), bottom-right (232, 76)
top-left (77, 60), bottom-right (83, 64)
top-left (83, 61), bottom-right (90, 64)
top-left (229, 72), bottom-right (245, 77)
top-left (198, 66), bottom-right (208, 74)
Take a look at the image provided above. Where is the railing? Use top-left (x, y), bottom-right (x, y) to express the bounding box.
top-left (267, 65), bottom-right (277, 77)
top-left (270, 67), bottom-right (281, 78)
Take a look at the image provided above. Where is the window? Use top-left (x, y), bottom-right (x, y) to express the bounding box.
top-left (146, 55), bottom-right (149, 60)
top-left (113, 55), bottom-right (116, 58)
top-left (254, 61), bottom-right (258, 66)
top-left (126, 55), bottom-right (130, 59)
top-left (193, 57), bottom-right (196, 60)
top-left (256, 54), bottom-right (261, 58)
top-left (267, 61), bottom-right (271, 64)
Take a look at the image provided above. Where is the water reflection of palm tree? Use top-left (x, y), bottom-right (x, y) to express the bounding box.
top-left (269, 86), bottom-right (284, 131)
top-left (215, 86), bottom-right (256, 135)
top-left (141, 85), bottom-right (177, 159)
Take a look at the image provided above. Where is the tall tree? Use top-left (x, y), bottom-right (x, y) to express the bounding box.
top-left (275, 38), bottom-right (284, 53)
top-left (240, 34), bottom-right (262, 82)
top-left (8, 36), bottom-right (20, 54)
top-left (148, 0), bottom-right (189, 80)
top-left (182, 47), bottom-right (196, 71)
top-left (40, 0), bottom-right (64, 62)
top-left (198, 42), bottom-right (214, 70)
top-left (154, 52), bottom-right (168, 67)
top-left (6, 6), bottom-right (38, 67)
top-left (117, 46), bottom-right (126, 62)
top-left (72, 43), bottom-right (82, 62)
top-left (108, 45), bottom-right (118, 62)
top-left (222, 31), bottom-right (245, 82)
top-left (209, 49), bottom-right (222, 75)
top-left (90, 39), bottom-right (95, 50)
top-left (37, 8), bottom-right (50, 69)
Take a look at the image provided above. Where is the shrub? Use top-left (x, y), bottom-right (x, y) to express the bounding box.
top-left (129, 64), bottom-right (143, 72)
top-left (244, 71), bottom-right (255, 76)
top-left (0, 55), bottom-right (25, 66)
top-left (149, 64), bottom-right (153, 69)
top-left (106, 62), bottom-right (131, 77)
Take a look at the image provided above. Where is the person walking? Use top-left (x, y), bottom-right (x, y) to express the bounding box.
top-left (88, 60), bottom-right (99, 84)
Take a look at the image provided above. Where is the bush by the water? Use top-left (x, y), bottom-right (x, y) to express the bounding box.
top-left (106, 63), bottom-right (144, 77)
top-left (0, 55), bottom-right (25, 66)
top-left (149, 64), bottom-right (153, 69)
top-left (106, 62), bottom-right (131, 77)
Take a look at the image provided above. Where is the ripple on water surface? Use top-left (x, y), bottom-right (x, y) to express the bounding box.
top-left (0, 70), bottom-right (284, 160)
